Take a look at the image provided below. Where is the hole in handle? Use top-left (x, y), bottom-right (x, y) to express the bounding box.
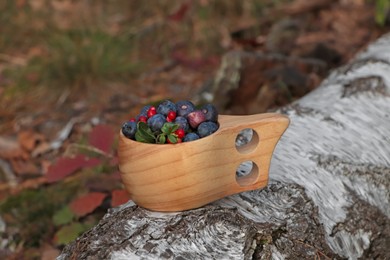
top-left (236, 161), bottom-right (259, 186)
top-left (235, 128), bottom-right (259, 154)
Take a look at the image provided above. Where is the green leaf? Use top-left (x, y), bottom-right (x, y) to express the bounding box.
top-left (135, 122), bottom-right (155, 143)
top-left (161, 122), bottom-right (180, 134)
top-left (170, 124), bottom-right (180, 133)
top-left (167, 134), bottom-right (178, 144)
top-left (52, 206), bottom-right (75, 226)
top-left (54, 222), bottom-right (88, 245)
top-left (157, 134), bottom-right (166, 144)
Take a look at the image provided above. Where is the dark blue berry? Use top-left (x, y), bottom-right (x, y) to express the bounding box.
top-left (176, 100), bottom-right (195, 117)
top-left (197, 121), bottom-right (219, 138)
top-left (157, 100), bottom-right (176, 116)
top-left (147, 114), bottom-right (166, 132)
top-left (201, 104), bottom-right (218, 123)
top-left (122, 121), bottom-right (137, 139)
top-left (174, 116), bottom-right (190, 132)
top-left (183, 132), bottom-right (200, 142)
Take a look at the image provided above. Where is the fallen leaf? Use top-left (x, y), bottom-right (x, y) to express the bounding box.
top-left (53, 206), bottom-right (75, 226)
top-left (69, 192), bottom-right (107, 217)
top-left (46, 155), bottom-right (101, 183)
top-left (85, 175), bottom-right (120, 192)
top-left (10, 159), bottom-right (40, 176)
top-left (111, 189), bottom-right (130, 207)
top-left (0, 136), bottom-right (27, 159)
top-left (88, 124), bottom-right (114, 154)
top-left (40, 244), bottom-right (60, 260)
top-left (10, 177), bottom-right (47, 194)
top-left (31, 141), bottom-right (51, 157)
top-left (18, 130), bottom-right (45, 152)
top-left (168, 1), bottom-right (191, 22)
top-left (40, 160), bottom-right (51, 174)
top-left (53, 223), bottom-right (87, 245)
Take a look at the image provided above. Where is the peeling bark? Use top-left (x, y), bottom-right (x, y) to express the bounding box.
top-left (59, 34), bottom-right (390, 259)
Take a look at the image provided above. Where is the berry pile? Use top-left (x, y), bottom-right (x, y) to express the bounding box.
top-left (122, 100), bottom-right (219, 144)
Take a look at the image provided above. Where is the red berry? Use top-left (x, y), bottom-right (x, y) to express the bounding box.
top-left (147, 109), bottom-right (156, 118)
top-left (167, 111), bottom-right (177, 120)
top-left (149, 106), bottom-right (156, 111)
top-left (166, 117), bottom-right (173, 122)
top-left (175, 129), bottom-right (185, 139)
top-left (129, 118), bottom-right (136, 122)
top-left (138, 116), bottom-right (147, 123)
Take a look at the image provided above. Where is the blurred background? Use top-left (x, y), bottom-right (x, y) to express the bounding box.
top-left (0, 0), bottom-right (389, 259)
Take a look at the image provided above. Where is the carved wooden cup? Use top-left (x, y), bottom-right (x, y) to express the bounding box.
top-left (118, 113), bottom-right (289, 212)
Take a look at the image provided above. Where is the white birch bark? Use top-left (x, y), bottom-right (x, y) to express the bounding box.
top-left (59, 34), bottom-right (390, 260)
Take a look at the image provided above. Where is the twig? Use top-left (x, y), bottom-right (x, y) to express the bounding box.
top-left (50, 118), bottom-right (79, 150)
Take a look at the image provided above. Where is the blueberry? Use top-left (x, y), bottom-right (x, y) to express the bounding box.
top-left (147, 114), bottom-right (166, 132)
top-left (187, 110), bottom-right (206, 129)
top-left (183, 132), bottom-right (200, 142)
top-left (201, 104), bottom-right (218, 123)
top-left (157, 100), bottom-right (176, 116)
top-left (140, 105), bottom-right (152, 115)
top-left (122, 121), bottom-right (137, 139)
top-left (197, 121), bottom-right (219, 138)
top-left (176, 100), bottom-right (195, 117)
top-left (174, 116), bottom-right (190, 132)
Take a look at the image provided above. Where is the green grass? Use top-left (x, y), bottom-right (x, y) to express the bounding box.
top-left (23, 29), bottom-right (140, 88)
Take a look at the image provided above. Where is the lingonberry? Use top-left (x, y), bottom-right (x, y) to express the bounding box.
top-left (140, 105), bottom-right (152, 115)
top-left (175, 129), bottom-right (185, 139)
top-left (129, 118), bottom-right (136, 122)
top-left (138, 116), bottom-right (147, 123)
top-left (167, 111), bottom-right (177, 120)
top-left (147, 106), bottom-right (157, 118)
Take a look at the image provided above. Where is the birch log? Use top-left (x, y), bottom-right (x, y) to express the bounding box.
top-left (59, 34), bottom-right (390, 259)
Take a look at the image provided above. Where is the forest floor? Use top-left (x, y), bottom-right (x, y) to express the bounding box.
top-left (0, 0), bottom-right (388, 259)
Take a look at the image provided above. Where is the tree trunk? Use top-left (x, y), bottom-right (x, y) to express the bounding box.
top-left (58, 34), bottom-right (390, 260)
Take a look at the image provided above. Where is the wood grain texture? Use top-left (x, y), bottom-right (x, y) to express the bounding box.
top-left (118, 113), bottom-right (289, 211)
top-left (59, 33), bottom-right (390, 260)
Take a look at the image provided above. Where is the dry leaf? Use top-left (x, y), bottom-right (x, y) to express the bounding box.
top-left (31, 141), bottom-right (51, 157)
top-left (88, 124), bottom-right (114, 154)
top-left (18, 130), bottom-right (45, 152)
top-left (0, 136), bottom-right (27, 159)
top-left (111, 189), bottom-right (130, 207)
top-left (69, 192), bottom-right (107, 217)
top-left (46, 154), bottom-right (101, 183)
top-left (10, 159), bottom-right (40, 176)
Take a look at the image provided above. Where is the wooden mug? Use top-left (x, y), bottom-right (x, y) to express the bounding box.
top-left (118, 113), bottom-right (289, 212)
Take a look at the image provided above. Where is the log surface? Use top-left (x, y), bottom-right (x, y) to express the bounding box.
top-left (59, 34), bottom-right (390, 259)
